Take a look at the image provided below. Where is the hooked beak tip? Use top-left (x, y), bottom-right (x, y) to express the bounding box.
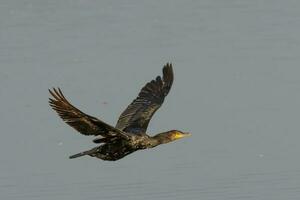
top-left (184, 132), bottom-right (192, 137)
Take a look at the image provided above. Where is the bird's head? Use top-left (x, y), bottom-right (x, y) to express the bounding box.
top-left (152, 130), bottom-right (191, 145)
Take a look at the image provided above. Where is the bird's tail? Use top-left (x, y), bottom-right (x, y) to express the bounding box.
top-left (69, 148), bottom-right (97, 159)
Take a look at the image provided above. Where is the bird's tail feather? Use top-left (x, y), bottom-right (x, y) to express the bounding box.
top-left (69, 148), bottom-right (96, 159)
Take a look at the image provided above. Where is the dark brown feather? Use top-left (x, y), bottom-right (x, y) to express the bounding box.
top-left (49, 88), bottom-right (130, 139)
top-left (115, 63), bottom-right (174, 133)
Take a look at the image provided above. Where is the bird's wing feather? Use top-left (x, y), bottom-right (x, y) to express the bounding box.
top-left (49, 88), bottom-right (130, 139)
top-left (115, 63), bottom-right (174, 133)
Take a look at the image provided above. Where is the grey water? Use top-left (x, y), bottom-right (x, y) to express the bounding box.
top-left (1, 0), bottom-right (300, 199)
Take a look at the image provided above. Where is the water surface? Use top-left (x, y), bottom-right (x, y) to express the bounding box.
top-left (1, 0), bottom-right (300, 199)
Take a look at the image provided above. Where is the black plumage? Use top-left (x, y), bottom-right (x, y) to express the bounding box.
top-left (49, 63), bottom-right (190, 161)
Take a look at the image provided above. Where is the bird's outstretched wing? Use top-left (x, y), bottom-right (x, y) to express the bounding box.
top-left (115, 63), bottom-right (174, 133)
top-left (49, 88), bottom-right (130, 139)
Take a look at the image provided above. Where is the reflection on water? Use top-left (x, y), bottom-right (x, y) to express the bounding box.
top-left (2, 0), bottom-right (300, 199)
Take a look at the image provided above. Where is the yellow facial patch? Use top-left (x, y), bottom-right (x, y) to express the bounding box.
top-left (172, 131), bottom-right (185, 140)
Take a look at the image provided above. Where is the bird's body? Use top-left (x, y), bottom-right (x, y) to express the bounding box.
top-left (49, 63), bottom-right (190, 161)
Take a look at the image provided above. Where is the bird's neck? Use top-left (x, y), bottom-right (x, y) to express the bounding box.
top-left (150, 131), bottom-right (174, 146)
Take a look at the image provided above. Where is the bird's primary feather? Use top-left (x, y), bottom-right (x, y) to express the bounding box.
top-left (115, 63), bottom-right (174, 134)
top-left (49, 88), bottom-right (130, 139)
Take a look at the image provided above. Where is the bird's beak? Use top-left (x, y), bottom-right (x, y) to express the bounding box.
top-left (172, 131), bottom-right (191, 140)
top-left (173, 131), bottom-right (191, 140)
top-left (183, 132), bottom-right (192, 137)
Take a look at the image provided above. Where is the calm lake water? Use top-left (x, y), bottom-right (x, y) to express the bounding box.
top-left (1, 0), bottom-right (300, 199)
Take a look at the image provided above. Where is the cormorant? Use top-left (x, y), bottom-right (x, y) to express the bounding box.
top-left (49, 63), bottom-right (190, 161)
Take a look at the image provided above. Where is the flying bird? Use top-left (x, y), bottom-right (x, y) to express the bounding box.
top-left (49, 63), bottom-right (190, 161)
